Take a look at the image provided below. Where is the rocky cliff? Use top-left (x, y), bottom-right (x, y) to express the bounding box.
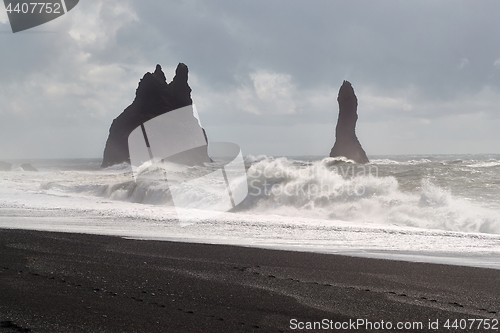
top-left (329, 81), bottom-right (369, 164)
top-left (101, 63), bottom-right (204, 168)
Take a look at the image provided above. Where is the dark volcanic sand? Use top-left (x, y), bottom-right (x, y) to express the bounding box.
top-left (0, 229), bottom-right (498, 332)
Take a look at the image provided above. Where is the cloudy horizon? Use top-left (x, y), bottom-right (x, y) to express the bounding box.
top-left (1, 0), bottom-right (500, 159)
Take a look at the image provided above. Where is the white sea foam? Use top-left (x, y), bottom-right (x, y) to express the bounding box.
top-left (369, 158), bottom-right (402, 165)
top-left (467, 160), bottom-right (500, 168)
top-left (370, 158), bottom-right (433, 165)
top-left (235, 157), bottom-right (500, 234)
top-left (1, 155), bottom-right (500, 269)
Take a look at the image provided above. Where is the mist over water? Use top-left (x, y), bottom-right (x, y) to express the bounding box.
top-left (1, 154), bottom-right (500, 235)
top-left (237, 154), bottom-right (500, 234)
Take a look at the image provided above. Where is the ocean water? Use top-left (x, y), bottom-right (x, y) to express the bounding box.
top-left (1, 155), bottom-right (500, 269)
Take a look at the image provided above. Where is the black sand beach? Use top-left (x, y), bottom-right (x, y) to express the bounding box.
top-left (0, 229), bottom-right (498, 332)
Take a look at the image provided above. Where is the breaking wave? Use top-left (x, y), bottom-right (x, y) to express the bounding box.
top-left (370, 158), bottom-right (433, 165)
top-left (467, 160), bottom-right (500, 168)
top-left (36, 156), bottom-right (500, 235)
top-left (234, 156), bottom-right (500, 234)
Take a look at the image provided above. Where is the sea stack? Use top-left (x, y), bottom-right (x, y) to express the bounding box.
top-left (329, 81), bottom-right (369, 164)
top-left (101, 63), bottom-right (202, 168)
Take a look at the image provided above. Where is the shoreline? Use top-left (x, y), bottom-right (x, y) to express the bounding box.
top-left (2, 212), bottom-right (499, 272)
top-left (1, 228), bottom-right (498, 332)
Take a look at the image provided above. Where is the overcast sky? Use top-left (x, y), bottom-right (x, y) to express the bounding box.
top-left (1, 0), bottom-right (500, 159)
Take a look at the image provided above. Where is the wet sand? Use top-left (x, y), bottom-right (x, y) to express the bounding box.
top-left (0, 229), bottom-right (498, 332)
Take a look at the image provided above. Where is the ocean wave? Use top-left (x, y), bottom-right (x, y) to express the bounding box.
top-left (234, 156), bottom-right (500, 234)
top-left (27, 156), bottom-right (500, 235)
top-left (102, 162), bottom-right (132, 171)
top-left (445, 159), bottom-right (464, 165)
top-left (322, 156), bottom-right (359, 165)
top-left (370, 159), bottom-right (401, 165)
top-left (466, 160), bottom-right (500, 168)
top-left (244, 154), bottom-right (272, 164)
top-left (370, 158), bottom-right (433, 166)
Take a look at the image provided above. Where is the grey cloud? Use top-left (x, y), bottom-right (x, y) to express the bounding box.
top-left (1, 0), bottom-right (500, 158)
top-left (128, 1), bottom-right (500, 93)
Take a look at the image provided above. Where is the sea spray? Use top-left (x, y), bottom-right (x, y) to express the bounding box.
top-left (4, 155), bottom-right (500, 235)
top-left (236, 156), bottom-right (500, 234)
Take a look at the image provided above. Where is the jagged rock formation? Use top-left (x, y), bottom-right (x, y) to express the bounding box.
top-left (0, 161), bottom-right (12, 171)
top-left (101, 63), bottom-right (206, 168)
top-left (329, 81), bottom-right (369, 164)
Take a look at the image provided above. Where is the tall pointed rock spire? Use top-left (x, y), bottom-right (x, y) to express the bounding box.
top-left (329, 80), bottom-right (369, 164)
